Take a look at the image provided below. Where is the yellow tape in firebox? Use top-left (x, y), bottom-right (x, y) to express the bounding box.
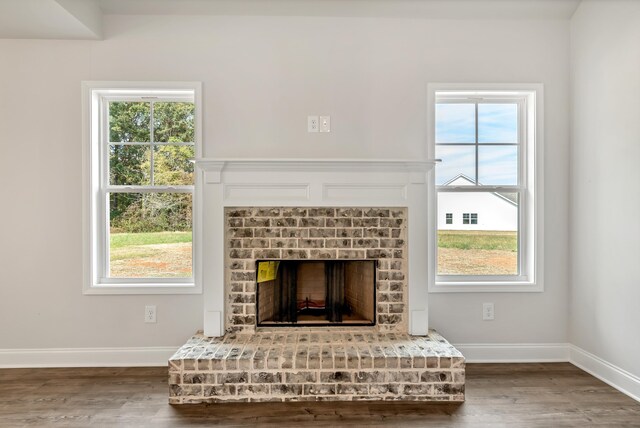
top-left (256, 261), bottom-right (279, 283)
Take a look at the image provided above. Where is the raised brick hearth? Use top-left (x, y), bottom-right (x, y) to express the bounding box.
top-left (169, 330), bottom-right (465, 403)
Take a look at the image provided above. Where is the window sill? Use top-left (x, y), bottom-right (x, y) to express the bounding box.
top-left (429, 281), bottom-right (543, 293)
top-left (83, 282), bottom-right (202, 295)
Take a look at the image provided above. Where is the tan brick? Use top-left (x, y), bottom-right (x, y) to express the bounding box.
top-left (308, 208), bottom-right (335, 217)
top-left (320, 371), bottom-right (352, 383)
top-left (353, 218), bottom-right (379, 227)
top-left (309, 249), bottom-right (337, 259)
top-left (271, 218), bottom-right (297, 227)
top-left (255, 208), bottom-right (280, 217)
top-left (338, 249), bottom-right (365, 259)
top-left (281, 228), bottom-right (309, 238)
top-left (282, 208), bottom-right (308, 217)
top-left (299, 239), bottom-right (325, 248)
top-left (353, 238), bottom-right (380, 248)
top-left (244, 218), bottom-right (270, 227)
top-left (304, 384), bottom-right (336, 395)
top-left (309, 228), bottom-right (336, 238)
top-left (270, 238), bottom-right (298, 248)
top-left (299, 218), bottom-right (324, 227)
top-left (336, 208), bottom-right (363, 217)
top-left (253, 228), bottom-right (281, 238)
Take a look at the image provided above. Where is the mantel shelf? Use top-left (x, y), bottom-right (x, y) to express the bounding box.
top-left (193, 158), bottom-right (438, 174)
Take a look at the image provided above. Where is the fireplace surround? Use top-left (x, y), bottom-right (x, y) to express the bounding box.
top-left (195, 159), bottom-right (436, 337)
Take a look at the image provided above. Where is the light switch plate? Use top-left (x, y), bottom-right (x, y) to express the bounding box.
top-left (319, 116), bottom-right (331, 132)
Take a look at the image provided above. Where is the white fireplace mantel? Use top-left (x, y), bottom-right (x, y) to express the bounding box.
top-left (195, 158), bottom-right (437, 337)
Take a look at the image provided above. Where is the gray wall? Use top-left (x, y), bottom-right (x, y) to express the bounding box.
top-left (0, 14), bottom-right (570, 349)
top-left (570, 0), bottom-right (640, 377)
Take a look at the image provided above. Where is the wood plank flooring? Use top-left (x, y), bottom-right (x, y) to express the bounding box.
top-left (1, 363), bottom-right (638, 427)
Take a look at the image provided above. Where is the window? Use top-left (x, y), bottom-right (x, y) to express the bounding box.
top-left (428, 84), bottom-right (542, 292)
top-left (83, 82), bottom-right (202, 294)
top-left (462, 213), bottom-right (478, 225)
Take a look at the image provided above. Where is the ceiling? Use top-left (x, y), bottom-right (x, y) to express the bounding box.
top-left (0, 0), bottom-right (582, 40)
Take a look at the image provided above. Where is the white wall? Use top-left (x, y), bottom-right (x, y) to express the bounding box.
top-left (0, 14), bottom-right (570, 352)
top-left (570, 0), bottom-right (640, 378)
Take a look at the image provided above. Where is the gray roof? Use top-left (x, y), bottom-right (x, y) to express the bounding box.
top-left (442, 174), bottom-right (518, 206)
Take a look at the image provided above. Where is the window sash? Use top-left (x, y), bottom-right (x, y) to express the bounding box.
top-left (435, 97), bottom-right (525, 187)
top-left (437, 187), bottom-right (525, 281)
top-left (98, 94), bottom-right (195, 284)
top-left (435, 94), bottom-right (527, 283)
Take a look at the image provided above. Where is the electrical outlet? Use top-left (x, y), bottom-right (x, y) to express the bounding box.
top-left (307, 116), bottom-right (319, 133)
top-left (319, 116), bottom-right (331, 132)
top-left (483, 303), bottom-right (494, 321)
top-left (144, 305), bottom-right (157, 323)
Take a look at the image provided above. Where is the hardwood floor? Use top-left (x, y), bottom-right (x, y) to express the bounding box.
top-left (1, 363), bottom-right (638, 427)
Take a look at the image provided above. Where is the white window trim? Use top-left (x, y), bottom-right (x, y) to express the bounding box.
top-left (82, 81), bottom-right (203, 295)
top-left (427, 83), bottom-right (544, 293)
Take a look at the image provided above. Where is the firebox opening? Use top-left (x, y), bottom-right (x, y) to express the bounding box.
top-left (256, 260), bottom-right (376, 327)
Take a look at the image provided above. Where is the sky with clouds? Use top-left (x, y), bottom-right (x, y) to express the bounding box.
top-left (435, 103), bottom-right (519, 185)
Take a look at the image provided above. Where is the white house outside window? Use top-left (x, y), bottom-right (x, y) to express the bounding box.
top-left (428, 84), bottom-right (542, 292)
top-left (83, 82), bottom-right (202, 295)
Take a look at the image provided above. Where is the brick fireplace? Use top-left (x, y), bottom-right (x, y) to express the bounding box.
top-left (225, 206), bottom-right (407, 333)
top-left (168, 159), bottom-right (465, 403)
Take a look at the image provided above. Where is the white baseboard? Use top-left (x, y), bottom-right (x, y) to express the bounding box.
top-left (454, 342), bottom-right (570, 363)
top-left (0, 346), bottom-right (177, 368)
top-left (0, 343), bottom-right (571, 367)
top-left (569, 344), bottom-right (640, 403)
top-left (2, 343), bottom-right (638, 404)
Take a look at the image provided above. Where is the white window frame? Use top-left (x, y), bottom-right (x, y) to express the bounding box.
top-left (82, 81), bottom-right (203, 295)
top-left (427, 83), bottom-right (544, 293)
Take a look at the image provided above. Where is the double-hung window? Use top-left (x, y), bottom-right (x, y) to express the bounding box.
top-left (462, 213), bottom-right (478, 225)
top-left (428, 84), bottom-right (542, 292)
top-left (83, 82), bottom-right (202, 294)
top-left (446, 213), bottom-right (453, 224)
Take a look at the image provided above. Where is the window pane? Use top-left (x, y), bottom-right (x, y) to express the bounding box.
top-left (437, 192), bottom-right (518, 275)
top-left (109, 102), bottom-right (151, 142)
top-left (478, 146), bottom-right (518, 185)
top-left (109, 145), bottom-right (151, 185)
top-left (109, 193), bottom-right (192, 278)
top-left (153, 102), bottom-right (195, 143)
top-left (478, 103), bottom-right (518, 144)
top-left (435, 103), bottom-right (476, 143)
top-left (153, 145), bottom-right (195, 186)
top-left (435, 145), bottom-right (476, 185)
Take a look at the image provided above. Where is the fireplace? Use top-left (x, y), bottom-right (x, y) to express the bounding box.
top-left (168, 159), bottom-right (467, 405)
top-left (256, 259), bottom-right (376, 326)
